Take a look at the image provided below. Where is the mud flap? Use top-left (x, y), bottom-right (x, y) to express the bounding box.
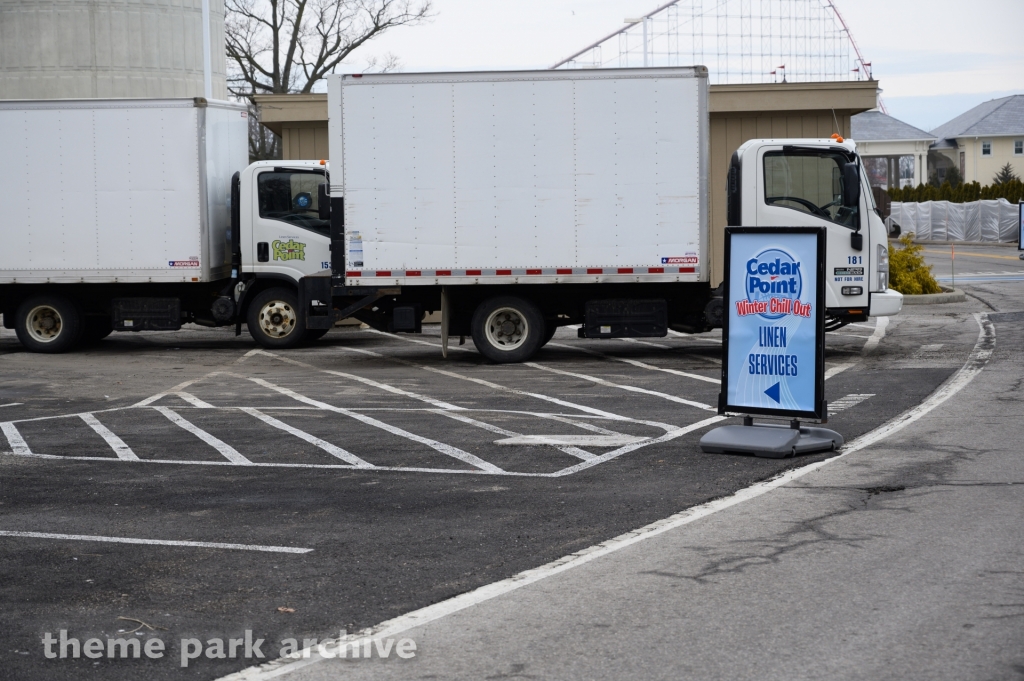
top-left (441, 286), bottom-right (450, 359)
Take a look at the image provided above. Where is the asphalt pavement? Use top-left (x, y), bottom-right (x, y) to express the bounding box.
top-left (0, 268), bottom-right (1016, 680)
top-left (283, 305), bottom-right (1023, 681)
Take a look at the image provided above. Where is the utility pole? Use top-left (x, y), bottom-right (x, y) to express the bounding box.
top-left (643, 16), bottom-right (649, 67)
top-left (201, 0), bottom-right (213, 99)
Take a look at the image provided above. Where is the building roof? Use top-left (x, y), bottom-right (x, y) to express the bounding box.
top-left (930, 94), bottom-right (1024, 139)
top-left (851, 110), bottom-right (934, 141)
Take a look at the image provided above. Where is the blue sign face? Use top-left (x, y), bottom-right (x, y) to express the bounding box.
top-left (726, 232), bottom-right (820, 415)
top-left (745, 248), bottom-right (803, 319)
top-left (1019, 203), bottom-right (1023, 250)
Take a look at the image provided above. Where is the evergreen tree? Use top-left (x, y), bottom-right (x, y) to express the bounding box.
top-left (992, 162), bottom-right (1019, 185)
top-left (945, 165), bottom-right (963, 188)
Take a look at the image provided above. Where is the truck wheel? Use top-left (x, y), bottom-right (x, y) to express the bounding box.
top-left (471, 296), bottom-right (544, 363)
top-left (15, 296), bottom-right (84, 353)
top-left (246, 288), bottom-right (307, 349)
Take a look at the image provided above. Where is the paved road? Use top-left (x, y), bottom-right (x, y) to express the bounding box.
top-left (922, 242), bottom-right (1024, 285)
top-left (0, 301), bottom-right (984, 680)
top-left (284, 307), bottom-right (1023, 681)
top-left (264, 284), bottom-right (1024, 681)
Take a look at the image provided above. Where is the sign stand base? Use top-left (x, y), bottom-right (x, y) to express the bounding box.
top-left (700, 417), bottom-right (843, 459)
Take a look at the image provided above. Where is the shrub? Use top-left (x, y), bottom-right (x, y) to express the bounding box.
top-left (888, 178), bottom-right (1024, 204)
top-left (889, 233), bottom-right (942, 295)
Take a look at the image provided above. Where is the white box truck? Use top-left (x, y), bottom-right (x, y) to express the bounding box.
top-left (298, 67), bottom-right (901, 361)
top-left (0, 69), bottom-right (901, 358)
top-left (0, 97), bottom-right (251, 351)
top-left (0, 97), bottom-right (335, 352)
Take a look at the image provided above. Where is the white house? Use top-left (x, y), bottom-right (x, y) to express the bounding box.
top-left (851, 110), bottom-right (935, 188)
top-left (930, 95), bottom-right (1024, 185)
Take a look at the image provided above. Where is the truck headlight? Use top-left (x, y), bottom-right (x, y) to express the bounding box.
top-left (877, 243), bottom-right (889, 290)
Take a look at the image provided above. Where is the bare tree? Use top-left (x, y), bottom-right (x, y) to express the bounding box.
top-left (226, 0), bottom-right (432, 159)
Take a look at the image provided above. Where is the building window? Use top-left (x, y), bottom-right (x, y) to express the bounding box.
top-left (1015, 140), bottom-right (1023, 155)
top-left (981, 141), bottom-right (992, 156)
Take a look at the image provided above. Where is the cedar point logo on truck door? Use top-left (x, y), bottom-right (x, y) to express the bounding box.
top-left (739, 247), bottom-right (810, 319)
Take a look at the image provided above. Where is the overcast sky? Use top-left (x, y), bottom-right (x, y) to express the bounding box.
top-left (361, 0), bottom-right (1024, 133)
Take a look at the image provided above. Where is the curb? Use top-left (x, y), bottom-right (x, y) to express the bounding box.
top-left (901, 287), bottom-right (967, 305)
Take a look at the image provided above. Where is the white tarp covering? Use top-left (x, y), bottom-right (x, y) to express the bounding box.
top-left (889, 199), bottom-right (1019, 242)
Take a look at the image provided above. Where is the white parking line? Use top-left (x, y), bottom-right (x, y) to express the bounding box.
top-left (619, 337), bottom-right (723, 364)
top-left (153, 407), bottom-right (253, 465)
top-left (525, 362), bottom-right (716, 412)
top-left (79, 413), bottom-right (138, 461)
top-left (174, 392), bottom-right (216, 408)
top-left (366, 328), bottom-right (473, 353)
top-left (0, 450), bottom-right (546, 476)
top-left (533, 414), bottom-right (623, 436)
top-left (824, 362), bottom-right (857, 380)
top-left (862, 316), bottom-right (889, 354)
top-left (553, 415), bottom-right (728, 477)
top-left (337, 346), bottom-right (628, 421)
top-left (0, 531), bottom-right (312, 554)
top-left (222, 315), bottom-right (997, 681)
top-left (429, 411), bottom-right (598, 462)
top-left (239, 407), bottom-right (373, 468)
top-left (257, 350), bottom-right (589, 454)
top-left (332, 347), bottom-right (687, 443)
top-left (0, 403), bottom-right (22, 408)
top-left (547, 342), bottom-right (720, 384)
top-left (497, 434), bottom-right (647, 447)
top-left (256, 350), bottom-right (465, 411)
top-left (0, 422), bottom-right (31, 455)
top-left (828, 394), bottom-right (875, 415)
top-left (667, 329), bottom-right (722, 343)
top-left (250, 352), bottom-right (600, 460)
top-left (133, 375), bottom-right (214, 407)
top-left (244, 376), bottom-right (505, 473)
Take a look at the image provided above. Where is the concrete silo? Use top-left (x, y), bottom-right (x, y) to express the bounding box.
top-left (0, 0), bottom-right (227, 99)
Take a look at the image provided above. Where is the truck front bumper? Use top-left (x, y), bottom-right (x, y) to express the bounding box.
top-left (869, 289), bottom-right (903, 317)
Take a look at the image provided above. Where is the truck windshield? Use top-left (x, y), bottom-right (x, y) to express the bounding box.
top-left (257, 170), bottom-right (329, 236)
top-left (763, 151), bottom-right (859, 229)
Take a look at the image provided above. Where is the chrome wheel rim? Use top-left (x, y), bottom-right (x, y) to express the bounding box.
top-left (26, 305), bottom-right (63, 343)
top-left (258, 300), bottom-right (296, 338)
top-left (484, 307), bottom-right (528, 351)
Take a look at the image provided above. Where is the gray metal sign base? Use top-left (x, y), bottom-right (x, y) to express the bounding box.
top-left (700, 419), bottom-right (844, 458)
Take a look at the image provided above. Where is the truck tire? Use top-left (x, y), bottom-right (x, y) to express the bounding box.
top-left (306, 328), bottom-right (330, 342)
top-left (15, 295), bottom-right (84, 353)
top-left (82, 316), bottom-right (113, 345)
top-left (246, 288), bottom-right (307, 349)
top-left (471, 296), bottom-right (544, 363)
top-left (540, 322), bottom-right (558, 347)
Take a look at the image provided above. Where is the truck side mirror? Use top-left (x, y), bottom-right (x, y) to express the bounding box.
top-left (318, 184), bottom-right (331, 220)
top-left (842, 163), bottom-right (861, 208)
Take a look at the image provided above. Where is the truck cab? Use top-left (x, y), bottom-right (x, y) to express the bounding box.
top-left (230, 160), bottom-right (333, 347)
top-left (238, 160), bottom-right (332, 283)
top-left (730, 138), bottom-right (903, 329)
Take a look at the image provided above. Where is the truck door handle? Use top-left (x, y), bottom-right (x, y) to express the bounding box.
top-left (257, 242), bottom-right (269, 262)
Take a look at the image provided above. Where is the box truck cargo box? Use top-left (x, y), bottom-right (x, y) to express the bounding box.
top-left (328, 67), bottom-right (709, 286)
top-left (0, 97), bottom-right (249, 284)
